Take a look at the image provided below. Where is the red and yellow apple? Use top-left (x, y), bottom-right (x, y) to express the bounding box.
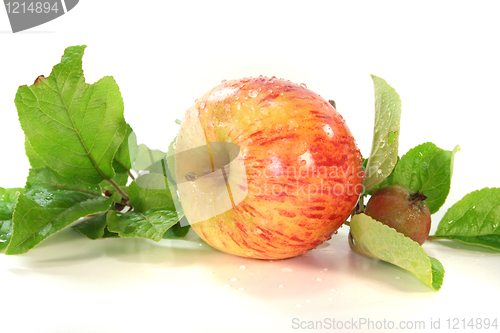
top-left (175, 76), bottom-right (364, 259)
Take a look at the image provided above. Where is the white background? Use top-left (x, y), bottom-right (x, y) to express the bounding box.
top-left (1, 1), bottom-right (499, 332)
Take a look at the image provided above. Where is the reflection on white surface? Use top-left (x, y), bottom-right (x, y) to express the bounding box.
top-left (1, 226), bottom-right (499, 332)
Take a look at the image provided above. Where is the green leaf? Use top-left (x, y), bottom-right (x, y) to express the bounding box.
top-left (130, 174), bottom-right (175, 211)
top-left (392, 143), bottom-right (460, 214)
top-left (363, 156), bottom-right (399, 196)
top-left (107, 174), bottom-right (181, 241)
top-left (102, 226), bottom-right (120, 238)
top-left (107, 209), bottom-right (180, 241)
top-left (0, 188), bottom-right (24, 251)
top-left (429, 257), bottom-right (445, 290)
top-left (349, 213), bottom-right (444, 291)
top-left (0, 221), bottom-right (13, 252)
top-left (5, 167), bottom-right (114, 254)
top-left (72, 212), bottom-right (109, 240)
top-left (364, 75), bottom-right (402, 192)
top-left (433, 188), bottom-right (500, 251)
top-left (15, 45), bottom-right (127, 184)
top-left (113, 124), bottom-right (137, 174)
top-left (162, 216), bottom-right (190, 239)
top-left (73, 212), bottom-right (120, 239)
top-left (24, 137), bottom-right (46, 169)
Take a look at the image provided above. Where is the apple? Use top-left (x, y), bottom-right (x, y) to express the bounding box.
top-left (364, 185), bottom-right (431, 245)
top-left (175, 76), bottom-right (364, 259)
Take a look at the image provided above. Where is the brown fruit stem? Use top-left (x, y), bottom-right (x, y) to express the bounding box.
top-left (409, 191), bottom-right (427, 204)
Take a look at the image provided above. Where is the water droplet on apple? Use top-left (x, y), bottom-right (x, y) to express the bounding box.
top-left (278, 285), bottom-right (285, 288)
top-left (281, 267), bottom-right (294, 272)
top-left (300, 83), bottom-right (307, 88)
top-left (316, 278), bottom-right (323, 282)
top-left (300, 160), bottom-right (307, 166)
top-left (295, 304), bottom-right (302, 308)
top-left (223, 284), bottom-right (231, 288)
top-left (241, 78), bottom-right (251, 83)
top-left (229, 277), bottom-right (238, 282)
top-left (235, 102), bottom-right (241, 110)
top-left (248, 90), bottom-right (258, 98)
top-left (330, 288), bottom-right (336, 292)
top-left (221, 79), bottom-right (227, 83)
top-left (200, 101), bottom-right (206, 109)
top-left (239, 265), bottom-right (246, 269)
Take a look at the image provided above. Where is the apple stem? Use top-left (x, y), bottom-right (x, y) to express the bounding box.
top-left (410, 191), bottom-right (427, 204)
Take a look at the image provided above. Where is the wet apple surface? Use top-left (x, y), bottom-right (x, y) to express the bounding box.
top-left (175, 77), bottom-right (364, 259)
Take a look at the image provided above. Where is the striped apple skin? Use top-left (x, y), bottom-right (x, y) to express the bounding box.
top-left (176, 76), bottom-right (364, 259)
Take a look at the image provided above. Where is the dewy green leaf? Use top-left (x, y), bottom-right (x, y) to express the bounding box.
top-left (349, 213), bottom-right (444, 291)
top-left (364, 75), bottom-right (402, 192)
top-left (15, 45), bottom-right (127, 184)
top-left (5, 167), bottom-right (114, 255)
top-left (363, 156), bottom-right (399, 196)
top-left (0, 188), bottom-right (24, 252)
top-left (433, 188), bottom-right (500, 251)
top-left (107, 174), bottom-right (181, 241)
top-left (391, 143), bottom-right (460, 214)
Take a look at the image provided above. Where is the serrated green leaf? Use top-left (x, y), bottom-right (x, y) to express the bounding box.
top-left (350, 213), bottom-right (444, 291)
top-left (162, 216), bottom-right (190, 239)
top-left (5, 167), bottom-right (114, 254)
top-left (107, 209), bottom-right (180, 242)
top-left (24, 137), bottom-right (46, 169)
top-left (433, 188), bottom-right (500, 251)
top-left (392, 143), bottom-right (460, 214)
top-left (0, 188), bottom-right (24, 252)
top-left (15, 45), bottom-right (127, 184)
top-left (364, 75), bottom-right (402, 192)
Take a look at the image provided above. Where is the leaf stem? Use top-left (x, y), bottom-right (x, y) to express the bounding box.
top-left (107, 178), bottom-right (130, 202)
